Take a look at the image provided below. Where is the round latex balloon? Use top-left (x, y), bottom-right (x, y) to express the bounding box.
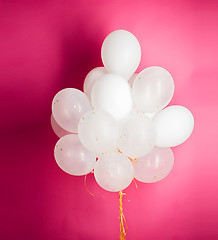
top-left (101, 30), bottom-right (141, 79)
top-left (83, 67), bottom-right (107, 99)
top-left (118, 113), bottom-right (155, 158)
top-left (78, 110), bottom-right (119, 154)
top-left (91, 73), bottom-right (133, 120)
top-left (52, 88), bottom-right (92, 133)
top-left (94, 152), bottom-right (134, 192)
top-left (54, 134), bottom-right (96, 176)
top-left (50, 114), bottom-right (72, 138)
top-left (132, 66), bottom-right (174, 113)
top-left (134, 147), bottom-right (174, 183)
top-left (154, 105), bottom-right (194, 147)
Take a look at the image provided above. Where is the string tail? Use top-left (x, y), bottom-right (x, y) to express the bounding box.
top-left (84, 174), bottom-right (95, 197)
top-left (119, 191), bottom-right (127, 240)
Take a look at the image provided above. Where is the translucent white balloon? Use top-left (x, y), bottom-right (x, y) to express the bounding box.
top-left (132, 66), bottom-right (174, 113)
top-left (118, 113), bottom-right (155, 158)
top-left (91, 73), bottom-right (133, 120)
top-left (50, 114), bottom-right (71, 138)
top-left (134, 147), bottom-right (174, 183)
top-left (94, 152), bottom-right (134, 192)
top-left (52, 88), bottom-right (92, 133)
top-left (83, 67), bottom-right (107, 99)
top-left (54, 134), bottom-right (96, 176)
top-left (101, 30), bottom-right (141, 79)
top-left (128, 73), bottom-right (137, 88)
top-left (78, 110), bottom-right (119, 154)
top-left (154, 105), bottom-right (194, 147)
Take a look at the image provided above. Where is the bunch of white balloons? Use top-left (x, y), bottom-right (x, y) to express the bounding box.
top-left (51, 30), bottom-right (194, 192)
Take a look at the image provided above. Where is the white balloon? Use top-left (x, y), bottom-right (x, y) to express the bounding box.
top-left (101, 30), bottom-right (141, 79)
top-left (154, 105), bottom-right (194, 147)
top-left (52, 88), bottom-right (92, 133)
top-left (91, 73), bottom-right (133, 120)
top-left (132, 66), bottom-right (174, 113)
top-left (83, 67), bottom-right (107, 99)
top-left (94, 152), bottom-right (134, 192)
top-left (118, 113), bottom-right (155, 158)
top-left (78, 110), bottom-right (119, 154)
top-left (50, 114), bottom-right (71, 138)
top-left (54, 134), bottom-right (96, 176)
top-left (134, 147), bottom-right (174, 183)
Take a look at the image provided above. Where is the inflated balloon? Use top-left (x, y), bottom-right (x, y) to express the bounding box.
top-left (54, 134), bottom-right (96, 176)
top-left (154, 105), bottom-right (194, 147)
top-left (118, 113), bottom-right (155, 158)
top-left (83, 67), bottom-right (107, 99)
top-left (78, 110), bottom-right (119, 154)
top-left (94, 152), bottom-right (134, 192)
top-left (52, 88), bottom-right (92, 133)
top-left (132, 66), bottom-right (174, 113)
top-left (50, 114), bottom-right (71, 138)
top-left (101, 30), bottom-right (141, 79)
top-left (91, 73), bottom-right (133, 120)
top-left (134, 147), bottom-right (174, 183)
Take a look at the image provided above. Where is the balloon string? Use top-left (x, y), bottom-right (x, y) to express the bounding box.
top-left (118, 148), bottom-right (138, 164)
top-left (133, 178), bottom-right (138, 189)
top-left (119, 191), bottom-right (128, 240)
top-left (84, 173), bottom-right (95, 197)
top-left (128, 156), bottom-right (137, 164)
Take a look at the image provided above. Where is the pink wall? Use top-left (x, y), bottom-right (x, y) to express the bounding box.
top-left (1, 0), bottom-right (218, 239)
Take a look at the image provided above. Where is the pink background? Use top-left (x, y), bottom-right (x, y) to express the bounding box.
top-left (1, 0), bottom-right (218, 239)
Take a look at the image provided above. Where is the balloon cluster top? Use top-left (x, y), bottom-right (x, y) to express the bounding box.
top-left (51, 30), bottom-right (194, 192)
